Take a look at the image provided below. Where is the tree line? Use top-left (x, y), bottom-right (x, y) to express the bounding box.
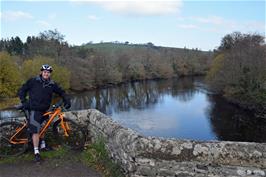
top-left (207, 32), bottom-right (266, 116)
top-left (0, 29), bottom-right (212, 95)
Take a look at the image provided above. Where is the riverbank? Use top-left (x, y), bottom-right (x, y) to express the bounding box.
top-left (68, 75), bottom-right (191, 92)
top-left (223, 94), bottom-right (266, 119)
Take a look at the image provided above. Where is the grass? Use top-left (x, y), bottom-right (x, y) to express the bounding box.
top-left (0, 146), bottom-right (67, 164)
top-left (81, 138), bottom-right (125, 177)
top-left (0, 152), bottom-right (33, 164)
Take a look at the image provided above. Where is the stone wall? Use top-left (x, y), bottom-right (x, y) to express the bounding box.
top-left (65, 109), bottom-right (266, 177)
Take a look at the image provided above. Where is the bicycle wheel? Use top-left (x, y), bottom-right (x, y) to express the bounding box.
top-left (0, 121), bottom-right (28, 157)
top-left (53, 118), bottom-right (86, 150)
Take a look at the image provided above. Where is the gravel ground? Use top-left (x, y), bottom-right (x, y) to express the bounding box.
top-left (0, 152), bottom-right (102, 177)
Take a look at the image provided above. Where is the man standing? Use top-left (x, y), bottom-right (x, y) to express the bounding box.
top-left (18, 64), bottom-right (71, 162)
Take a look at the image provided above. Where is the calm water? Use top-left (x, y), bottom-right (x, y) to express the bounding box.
top-left (1, 77), bottom-right (266, 142)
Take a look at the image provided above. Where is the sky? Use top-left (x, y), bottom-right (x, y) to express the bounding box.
top-left (0, 0), bottom-right (265, 51)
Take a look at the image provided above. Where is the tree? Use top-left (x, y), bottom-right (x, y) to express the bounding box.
top-left (0, 52), bottom-right (23, 98)
top-left (206, 54), bottom-right (226, 92)
top-left (92, 54), bottom-right (122, 85)
top-left (13, 36), bottom-right (24, 55)
top-left (207, 32), bottom-right (266, 110)
top-left (218, 32), bottom-right (264, 52)
top-left (147, 42), bottom-right (154, 47)
top-left (0, 37), bottom-right (24, 55)
top-left (22, 30), bottom-right (69, 59)
top-left (39, 29), bottom-right (65, 43)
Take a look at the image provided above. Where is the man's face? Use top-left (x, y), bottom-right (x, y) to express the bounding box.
top-left (41, 70), bottom-right (51, 80)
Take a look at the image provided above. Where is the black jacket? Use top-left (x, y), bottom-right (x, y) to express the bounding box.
top-left (18, 75), bottom-right (69, 112)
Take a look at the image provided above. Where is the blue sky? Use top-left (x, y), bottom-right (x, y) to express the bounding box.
top-left (1, 0), bottom-right (265, 51)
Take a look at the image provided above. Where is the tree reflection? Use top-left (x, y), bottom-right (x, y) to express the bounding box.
top-left (206, 94), bottom-right (266, 142)
top-left (70, 77), bottom-right (199, 115)
top-left (171, 77), bottom-right (197, 102)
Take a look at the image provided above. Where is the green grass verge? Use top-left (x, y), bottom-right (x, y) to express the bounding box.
top-left (81, 139), bottom-right (125, 177)
top-left (0, 146), bottom-right (67, 164)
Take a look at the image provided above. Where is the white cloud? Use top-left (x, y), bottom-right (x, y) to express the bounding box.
top-left (69, 0), bottom-right (183, 16)
top-left (36, 20), bottom-right (51, 27)
top-left (185, 16), bottom-right (265, 34)
top-left (242, 21), bottom-right (265, 32)
top-left (178, 24), bottom-right (199, 29)
top-left (1, 11), bottom-right (33, 21)
top-left (95, 1), bottom-right (182, 16)
top-left (193, 16), bottom-right (227, 25)
top-left (176, 16), bottom-right (185, 21)
top-left (48, 13), bottom-right (57, 20)
top-left (88, 15), bottom-right (100, 21)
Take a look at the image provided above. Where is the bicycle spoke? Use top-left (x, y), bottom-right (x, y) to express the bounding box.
top-left (1, 136), bottom-right (10, 141)
top-left (0, 121), bottom-right (28, 157)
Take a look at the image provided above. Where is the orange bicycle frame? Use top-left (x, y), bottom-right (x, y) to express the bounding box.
top-left (9, 107), bottom-right (69, 144)
top-left (9, 121), bottom-right (28, 144)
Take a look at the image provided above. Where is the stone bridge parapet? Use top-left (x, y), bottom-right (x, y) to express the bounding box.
top-left (65, 109), bottom-right (266, 177)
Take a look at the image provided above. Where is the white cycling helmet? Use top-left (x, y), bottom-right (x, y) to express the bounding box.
top-left (40, 64), bottom-right (53, 72)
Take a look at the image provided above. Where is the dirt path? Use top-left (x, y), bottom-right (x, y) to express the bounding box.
top-left (0, 151), bottom-right (103, 177)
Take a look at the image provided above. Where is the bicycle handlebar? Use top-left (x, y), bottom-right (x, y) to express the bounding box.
top-left (51, 99), bottom-right (71, 112)
top-left (52, 99), bottom-right (64, 109)
top-left (15, 99), bottom-right (67, 112)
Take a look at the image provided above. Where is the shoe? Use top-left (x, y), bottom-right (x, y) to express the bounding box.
top-left (34, 153), bottom-right (41, 163)
top-left (40, 146), bottom-right (54, 152)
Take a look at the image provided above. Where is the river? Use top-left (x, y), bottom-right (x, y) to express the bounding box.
top-left (1, 77), bottom-right (265, 142)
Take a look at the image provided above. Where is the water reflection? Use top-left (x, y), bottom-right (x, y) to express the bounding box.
top-left (71, 77), bottom-right (201, 114)
top-left (0, 109), bottom-right (24, 119)
top-left (207, 95), bottom-right (266, 142)
top-left (1, 77), bottom-right (265, 142)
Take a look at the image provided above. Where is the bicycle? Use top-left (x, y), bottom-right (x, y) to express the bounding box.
top-left (0, 100), bottom-right (86, 157)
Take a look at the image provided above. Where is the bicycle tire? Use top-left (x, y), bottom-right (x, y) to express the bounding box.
top-left (0, 121), bottom-right (28, 157)
top-left (53, 118), bottom-right (86, 150)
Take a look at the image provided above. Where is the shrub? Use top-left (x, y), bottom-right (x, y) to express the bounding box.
top-left (0, 52), bottom-right (22, 98)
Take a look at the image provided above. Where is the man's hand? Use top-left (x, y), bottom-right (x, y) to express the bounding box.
top-left (15, 104), bottom-right (24, 110)
top-left (21, 101), bottom-right (30, 110)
